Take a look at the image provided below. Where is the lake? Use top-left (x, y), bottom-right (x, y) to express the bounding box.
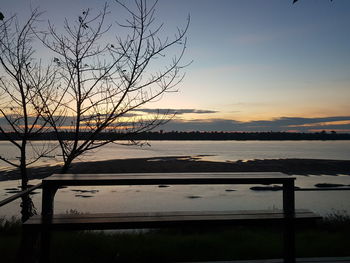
top-left (1, 140), bottom-right (350, 170)
top-left (1, 140), bottom-right (350, 219)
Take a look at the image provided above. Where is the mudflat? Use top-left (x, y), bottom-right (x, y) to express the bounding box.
top-left (1, 156), bottom-right (350, 182)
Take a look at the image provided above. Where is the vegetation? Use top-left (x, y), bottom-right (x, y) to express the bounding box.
top-left (1, 213), bottom-right (350, 262)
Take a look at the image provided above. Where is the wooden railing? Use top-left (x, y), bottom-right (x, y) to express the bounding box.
top-left (0, 183), bottom-right (42, 207)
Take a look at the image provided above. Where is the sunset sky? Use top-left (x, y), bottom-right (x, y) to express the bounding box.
top-left (1, 0), bottom-right (350, 132)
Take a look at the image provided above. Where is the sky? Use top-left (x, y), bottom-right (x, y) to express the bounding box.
top-left (1, 0), bottom-right (350, 132)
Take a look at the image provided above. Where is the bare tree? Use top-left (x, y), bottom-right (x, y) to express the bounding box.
top-left (39, 1), bottom-right (189, 172)
top-left (0, 10), bottom-right (57, 187)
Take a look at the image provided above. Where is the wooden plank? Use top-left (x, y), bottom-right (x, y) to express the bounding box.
top-left (24, 210), bottom-right (321, 230)
top-left (46, 172), bottom-right (285, 177)
top-left (43, 172), bottom-right (293, 187)
top-left (45, 172), bottom-right (288, 181)
top-left (27, 209), bottom-right (315, 220)
top-left (0, 183), bottom-right (42, 207)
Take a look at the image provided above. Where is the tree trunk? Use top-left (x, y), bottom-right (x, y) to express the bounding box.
top-left (20, 159), bottom-right (28, 191)
top-left (61, 156), bottom-right (74, 174)
top-left (19, 143), bottom-right (36, 222)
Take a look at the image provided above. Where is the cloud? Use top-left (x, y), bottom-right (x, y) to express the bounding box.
top-left (132, 108), bottom-right (218, 115)
top-left (159, 116), bottom-right (350, 133)
top-left (2, 114), bottom-right (350, 133)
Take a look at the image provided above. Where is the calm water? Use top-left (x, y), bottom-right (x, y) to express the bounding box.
top-left (1, 175), bottom-right (350, 219)
top-left (1, 140), bottom-right (350, 219)
top-left (0, 140), bottom-right (349, 170)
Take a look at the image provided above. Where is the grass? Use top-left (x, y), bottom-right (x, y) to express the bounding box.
top-left (0, 217), bottom-right (22, 263)
top-left (49, 226), bottom-right (284, 262)
top-left (1, 212), bottom-right (350, 262)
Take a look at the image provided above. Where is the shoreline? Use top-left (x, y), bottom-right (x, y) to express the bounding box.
top-left (1, 156), bottom-right (350, 182)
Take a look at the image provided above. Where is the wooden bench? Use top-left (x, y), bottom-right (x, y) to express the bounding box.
top-left (22, 172), bottom-right (321, 263)
top-left (25, 209), bottom-right (320, 230)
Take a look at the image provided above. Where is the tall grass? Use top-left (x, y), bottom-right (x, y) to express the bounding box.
top-left (0, 216), bottom-right (21, 235)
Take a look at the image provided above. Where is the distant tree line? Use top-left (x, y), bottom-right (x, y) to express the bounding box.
top-left (1, 131), bottom-right (349, 141)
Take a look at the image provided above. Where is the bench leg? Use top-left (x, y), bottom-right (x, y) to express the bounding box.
top-left (39, 226), bottom-right (52, 263)
top-left (18, 226), bottom-right (52, 263)
top-left (18, 226), bottom-right (40, 263)
top-left (41, 186), bottom-right (57, 219)
top-left (283, 218), bottom-right (295, 263)
top-left (283, 181), bottom-right (295, 217)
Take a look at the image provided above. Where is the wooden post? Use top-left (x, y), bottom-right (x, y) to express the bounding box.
top-left (283, 180), bottom-right (295, 218)
top-left (283, 218), bottom-right (296, 263)
top-left (41, 182), bottom-right (57, 220)
top-left (19, 225), bottom-right (39, 263)
top-left (283, 179), bottom-right (296, 263)
top-left (39, 225), bottom-right (52, 263)
top-left (40, 182), bottom-right (58, 263)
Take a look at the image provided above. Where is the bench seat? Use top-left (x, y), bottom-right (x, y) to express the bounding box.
top-left (24, 209), bottom-right (321, 231)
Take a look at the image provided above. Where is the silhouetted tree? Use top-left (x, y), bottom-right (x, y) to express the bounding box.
top-left (38, 1), bottom-right (189, 172)
top-left (0, 10), bottom-right (58, 220)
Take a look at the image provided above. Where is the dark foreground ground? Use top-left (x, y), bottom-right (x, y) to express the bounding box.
top-left (1, 157), bottom-right (350, 182)
top-left (1, 213), bottom-right (350, 263)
